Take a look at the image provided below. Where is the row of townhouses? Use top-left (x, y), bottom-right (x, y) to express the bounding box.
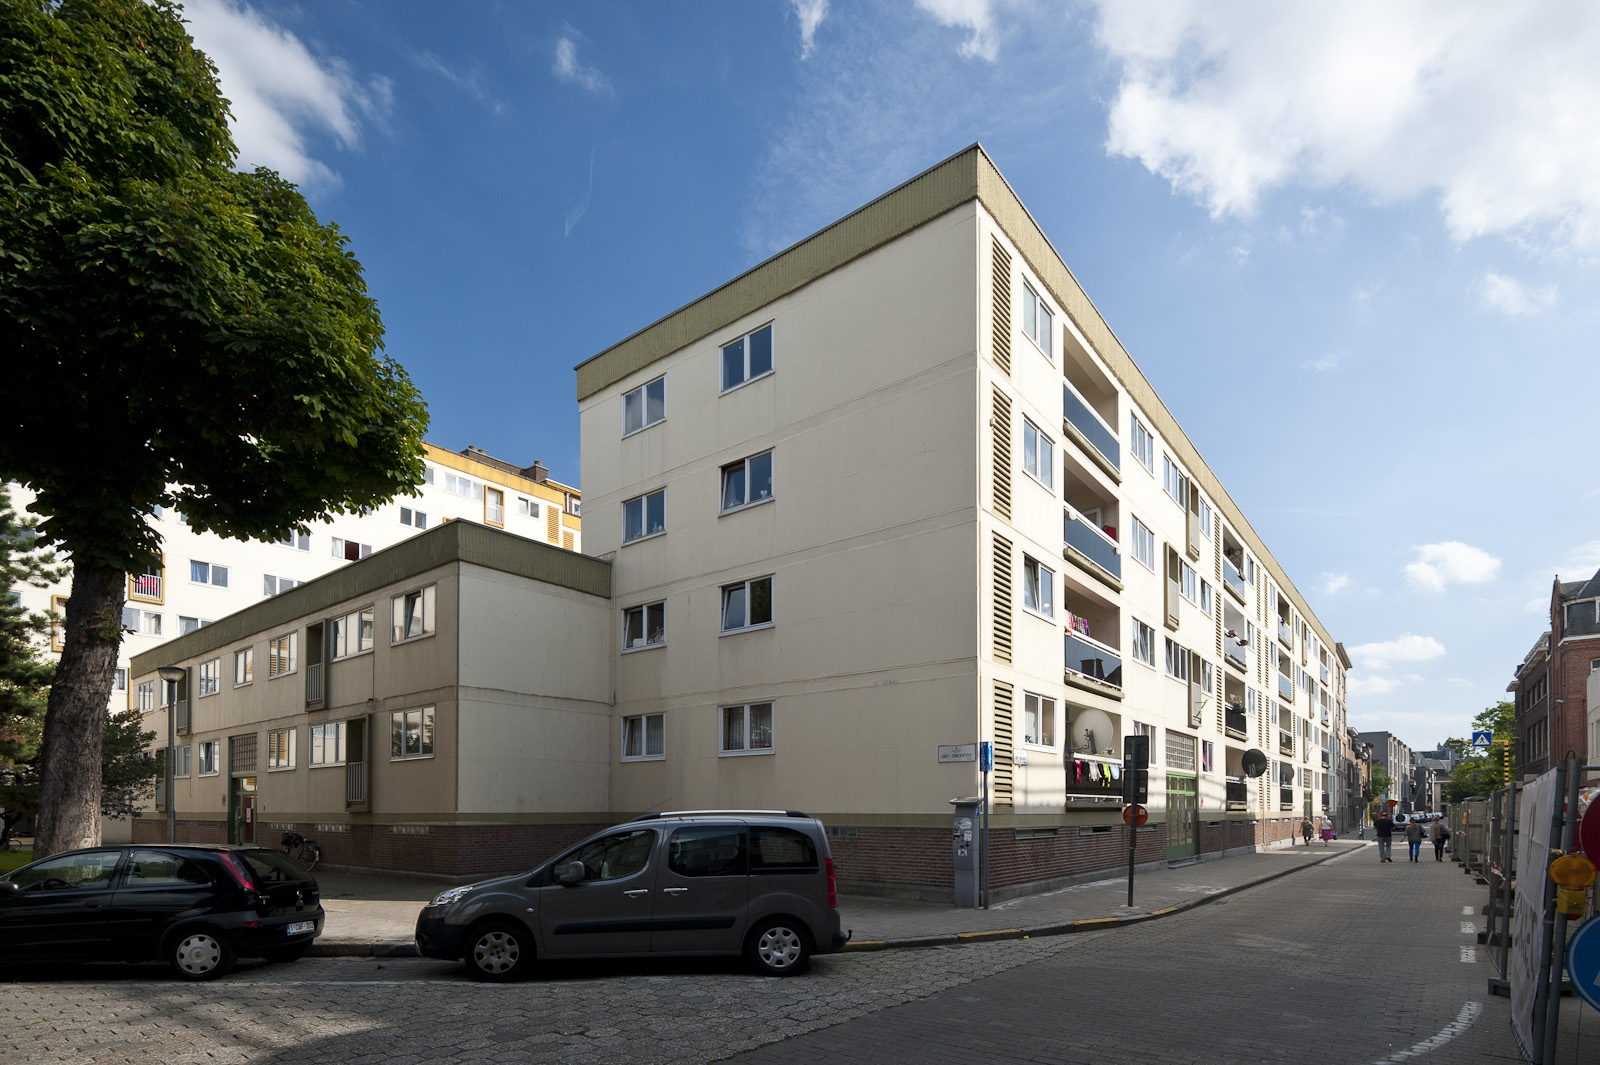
top-left (1510, 570), bottom-right (1600, 777)
top-left (48, 146), bottom-right (1366, 899)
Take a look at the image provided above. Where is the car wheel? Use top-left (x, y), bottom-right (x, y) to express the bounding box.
top-left (260, 942), bottom-right (312, 964)
top-left (463, 920), bottom-right (532, 982)
top-left (746, 918), bottom-right (811, 976)
top-left (168, 930), bottom-right (237, 981)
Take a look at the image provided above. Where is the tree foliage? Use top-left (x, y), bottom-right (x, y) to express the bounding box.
top-left (1369, 762), bottom-right (1395, 801)
top-left (0, 0), bottom-right (428, 855)
top-left (1444, 701), bottom-right (1516, 802)
top-left (0, 486), bottom-right (61, 844)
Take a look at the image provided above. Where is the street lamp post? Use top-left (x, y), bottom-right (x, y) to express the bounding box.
top-left (157, 666), bottom-right (185, 844)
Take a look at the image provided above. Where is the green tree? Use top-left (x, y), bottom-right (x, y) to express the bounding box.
top-left (0, 0), bottom-right (428, 857)
top-left (1370, 762), bottom-right (1396, 801)
top-left (0, 486), bottom-right (62, 845)
top-left (1444, 701), bottom-right (1516, 802)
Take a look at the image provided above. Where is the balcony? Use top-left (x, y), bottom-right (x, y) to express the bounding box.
top-left (130, 573), bottom-right (162, 601)
top-left (1225, 705), bottom-right (1247, 738)
top-left (1278, 673), bottom-right (1294, 702)
top-left (1224, 558), bottom-right (1248, 602)
top-left (1224, 633), bottom-right (1249, 672)
top-left (1320, 663), bottom-right (1330, 685)
top-left (346, 761), bottom-right (367, 805)
top-left (1067, 755), bottom-right (1123, 798)
top-left (1278, 731), bottom-right (1294, 755)
top-left (1279, 787), bottom-right (1294, 810)
top-left (1321, 792), bottom-right (1331, 811)
top-left (1226, 778), bottom-right (1249, 811)
top-left (305, 662), bottom-right (324, 707)
top-left (1061, 382), bottom-right (1120, 480)
top-left (1065, 631), bottom-right (1123, 695)
top-left (1321, 750), bottom-right (1330, 768)
top-left (1278, 618), bottom-right (1294, 646)
top-left (1063, 505), bottom-right (1121, 587)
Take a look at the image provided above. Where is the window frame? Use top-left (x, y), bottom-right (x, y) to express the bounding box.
top-left (622, 600), bottom-right (666, 653)
top-left (1022, 555), bottom-right (1055, 620)
top-left (197, 658), bottom-right (221, 698)
top-left (391, 585), bottom-right (436, 645)
top-left (1131, 516), bottom-right (1156, 571)
top-left (1131, 618), bottom-right (1156, 668)
top-left (719, 702), bottom-right (775, 756)
top-left (1022, 417), bottom-right (1054, 490)
top-left (1162, 455), bottom-right (1190, 508)
top-left (390, 706), bottom-right (436, 761)
top-left (1022, 691), bottom-right (1057, 749)
top-left (484, 487), bottom-right (505, 527)
top-left (720, 449), bottom-right (775, 514)
top-left (196, 740), bottom-right (220, 776)
top-left (720, 576), bottom-right (774, 635)
top-left (172, 745), bottom-right (191, 778)
top-left (329, 607), bottom-right (375, 660)
top-left (1164, 638), bottom-right (1190, 682)
top-left (233, 648), bottom-right (253, 687)
top-left (720, 322), bottom-right (775, 394)
top-left (267, 727), bottom-right (296, 771)
top-left (189, 560), bottom-right (229, 588)
top-left (308, 722), bottom-right (346, 767)
top-left (1021, 281), bottom-right (1054, 359)
top-left (621, 712), bottom-right (666, 761)
top-left (622, 488), bottom-right (666, 544)
top-left (622, 375), bottom-right (666, 437)
top-left (1179, 560), bottom-right (1198, 604)
top-left (268, 632), bottom-right (298, 678)
top-left (1130, 416), bottom-right (1154, 473)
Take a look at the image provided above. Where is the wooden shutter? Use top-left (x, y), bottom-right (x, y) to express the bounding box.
top-left (993, 533), bottom-right (1013, 665)
top-left (562, 530), bottom-right (574, 551)
top-left (991, 238), bottom-right (1012, 376)
top-left (547, 507), bottom-right (560, 543)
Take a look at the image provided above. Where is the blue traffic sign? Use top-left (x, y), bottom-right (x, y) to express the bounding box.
top-left (979, 742), bottom-right (993, 772)
top-left (1568, 916), bottom-right (1600, 1013)
top-left (1471, 730), bottom-right (1493, 748)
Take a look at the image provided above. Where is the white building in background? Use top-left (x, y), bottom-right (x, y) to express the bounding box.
top-left (13, 442), bottom-right (580, 716)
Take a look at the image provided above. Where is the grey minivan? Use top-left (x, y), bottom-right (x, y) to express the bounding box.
top-left (415, 811), bottom-right (847, 980)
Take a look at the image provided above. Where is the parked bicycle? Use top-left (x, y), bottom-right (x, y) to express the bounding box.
top-left (281, 830), bottom-right (321, 871)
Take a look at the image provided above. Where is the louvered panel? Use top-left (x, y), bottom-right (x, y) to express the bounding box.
top-left (992, 388), bottom-right (1012, 521)
top-left (562, 530), bottom-right (574, 551)
top-left (547, 507), bottom-right (560, 543)
top-left (991, 238), bottom-right (1012, 376)
top-left (992, 680), bottom-right (1015, 805)
top-left (992, 533), bottom-right (1013, 664)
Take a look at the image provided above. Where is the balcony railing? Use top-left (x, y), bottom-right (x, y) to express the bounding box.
top-left (1279, 787), bottom-right (1294, 810)
top-left (131, 573), bottom-right (162, 600)
top-left (1278, 673), bottom-right (1294, 702)
top-left (1278, 731), bottom-right (1294, 755)
top-left (1065, 631), bottom-right (1123, 690)
top-left (1226, 778), bottom-right (1248, 810)
top-left (1063, 505), bottom-right (1121, 580)
top-left (1321, 750), bottom-right (1330, 767)
top-left (1224, 632), bottom-right (1249, 671)
top-left (1062, 382), bottom-right (1120, 472)
top-left (1224, 558), bottom-right (1248, 600)
top-left (1225, 706), bottom-right (1247, 737)
top-left (305, 662), bottom-right (324, 706)
top-left (346, 761), bottom-right (367, 805)
top-left (174, 698), bottom-right (189, 735)
top-left (1320, 664), bottom-right (1330, 685)
top-left (1321, 792), bottom-right (1331, 810)
top-left (1278, 619), bottom-right (1294, 646)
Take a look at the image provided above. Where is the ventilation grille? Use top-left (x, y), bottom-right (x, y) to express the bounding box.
top-left (991, 238), bottom-right (1012, 377)
top-left (993, 681), bottom-right (1015, 805)
top-left (992, 387), bottom-right (1012, 522)
top-left (547, 507), bottom-right (560, 543)
top-left (562, 530), bottom-right (574, 551)
top-left (993, 533), bottom-right (1013, 664)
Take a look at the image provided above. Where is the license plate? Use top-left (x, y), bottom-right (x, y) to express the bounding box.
top-left (287, 921), bottom-right (315, 936)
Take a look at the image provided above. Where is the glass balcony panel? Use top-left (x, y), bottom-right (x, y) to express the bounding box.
top-left (1065, 632), bottom-right (1122, 690)
top-left (1278, 673), bottom-right (1294, 701)
top-left (1279, 619), bottom-right (1294, 645)
top-left (1062, 383), bottom-right (1120, 470)
top-left (1224, 559), bottom-right (1248, 598)
top-left (1063, 508), bottom-right (1121, 579)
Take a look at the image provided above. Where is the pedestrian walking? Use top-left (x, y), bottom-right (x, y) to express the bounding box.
top-left (1319, 816), bottom-right (1335, 846)
top-left (1405, 817), bottom-right (1423, 862)
top-left (1430, 817), bottom-right (1449, 861)
top-left (1300, 817), bottom-right (1314, 846)
top-left (1373, 812), bottom-right (1395, 861)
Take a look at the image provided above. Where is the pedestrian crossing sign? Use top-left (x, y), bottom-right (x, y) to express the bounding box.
top-left (1471, 730), bottom-right (1493, 748)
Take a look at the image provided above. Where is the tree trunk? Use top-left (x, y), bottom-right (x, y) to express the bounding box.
top-left (35, 564), bottom-right (124, 858)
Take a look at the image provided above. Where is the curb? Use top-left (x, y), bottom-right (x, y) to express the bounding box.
top-left (310, 941), bottom-right (420, 958)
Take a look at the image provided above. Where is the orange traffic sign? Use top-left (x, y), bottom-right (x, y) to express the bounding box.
top-left (1123, 804), bottom-right (1149, 827)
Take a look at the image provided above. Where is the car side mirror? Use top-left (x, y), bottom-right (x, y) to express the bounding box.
top-left (0, 881), bottom-right (18, 897)
top-left (556, 861), bottom-right (586, 886)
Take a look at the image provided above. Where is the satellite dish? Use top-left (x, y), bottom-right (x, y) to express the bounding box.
top-left (1241, 749), bottom-right (1268, 778)
top-left (1393, 813), bottom-right (1409, 825)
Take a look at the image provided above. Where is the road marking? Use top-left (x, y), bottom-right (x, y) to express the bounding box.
top-left (1461, 947), bottom-right (1477, 962)
top-left (1461, 922), bottom-right (1476, 934)
top-left (1370, 1001), bottom-right (1481, 1063)
top-left (1463, 906), bottom-right (1474, 916)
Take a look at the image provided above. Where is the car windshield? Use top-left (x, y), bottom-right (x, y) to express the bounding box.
top-left (239, 849), bottom-right (315, 884)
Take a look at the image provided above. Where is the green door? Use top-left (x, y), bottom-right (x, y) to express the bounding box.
top-left (1166, 773), bottom-right (1198, 861)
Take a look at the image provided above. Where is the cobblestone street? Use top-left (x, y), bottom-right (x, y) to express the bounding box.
top-left (0, 847), bottom-right (1588, 1064)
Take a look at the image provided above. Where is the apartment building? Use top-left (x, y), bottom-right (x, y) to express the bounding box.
top-left (1508, 569), bottom-right (1600, 777)
top-left (128, 520), bottom-right (612, 872)
top-left (1357, 731), bottom-right (1413, 810)
top-left (17, 443), bottom-right (579, 716)
top-left (578, 145), bottom-right (1348, 899)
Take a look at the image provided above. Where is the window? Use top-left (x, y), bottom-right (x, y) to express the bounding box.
top-left (516, 496), bottom-right (538, 518)
top-left (267, 728), bottom-right (295, 770)
top-left (1022, 555), bottom-right (1054, 618)
top-left (263, 574), bottom-right (300, 597)
top-left (721, 450), bottom-right (774, 512)
top-left (623, 375), bottom-right (666, 435)
top-left (309, 722), bottom-right (346, 766)
top-left (668, 825), bottom-right (744, 876)
top-left (485, 487), bottom-right (505, 526)
top-left (1132, 720), bottom-right (1158, 763)
top-left (721, 576), bottom-right (773, 633)
top-left (1179, 561), bottom-right (1198, 603)
top-left (124, 850), bottom-right (211, 888)
top-left (1023, 692), bottom-right (1056, 747)
top-left (1130, 416), bottom-right (1153, 472)
top-left (751, 826), bottom-right (818, 870)
top-left (268, 632), bottom-right (297, 677)
top-left (621, 713), bottom-right (665, 760)
top-left (1162, 455), bottom-right (1190, 508)
top-left (197, 659), bottom-right (220, 697)
top-left (1164, 639), bottom-right (1190, 682)
top-left (277, 531), bottom-right (311, 551)
top-left (1131, 618), bottom-right (1156, 666)
top-left (1202, 740), bottom-right (1214, 773)
top-left (444, 473), bottom-right (483, 500)
top-left (330, 607), bottom-right (374, 659)
top-left (331, 538), bottom-right (372, 561)
top-left (189, 560), bottom-right (229, 588)
top-left (391, 707), bottom-right (435, 759)
top-left (113, 668), bottom-right (127, 692)
top-left (8, 851), bottom-right (121, 893)
top-left (721, 702), bottom-right (774, 755)
top-left (1201, 660), bottom-right (1214, 694)
top-left (391, 586), bottom-right (436, 643)
top-left (197, 741), bottom-right (220, 776)
top-left (422, 465), bottom-right (435, 485)
top-left (1021, 282), bottom-right (1054, 357)
top-left (1200, 579), bottom-right (1213, 617)
top-left (721, 322), bottom-right (774, 392)
top-left (1022, 418), bottom-right (1053, 488)
top-left (1198, 499), bottom-right (1213, 539)
top-left (1131, 516), bottom-right (1156, 571)
top-left (622, 489), bottom-right (666, 543)
top-left (137, 681), bottom-right (155, 712)
top-left (178, 616), bottom-right (211, 635)
top-left (623, 601), bottom-right (665, 651)
top-left (557, 830), bottom-right (655, 883)
top-left (172, 745), bottom-right (191, 778)
top-left (398, 506), bottom-right (428, 529)
top-left (233, 649), bottom-right (253, 686)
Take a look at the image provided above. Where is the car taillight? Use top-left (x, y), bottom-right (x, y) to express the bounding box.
top-left (826, 857), bottom-right (837, 909)
top-left (219, 852), bottom-right (256, 891)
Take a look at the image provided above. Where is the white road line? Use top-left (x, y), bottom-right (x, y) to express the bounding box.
top-left (1371, 1001), bottom-right (1481, 1063)
top-left (1461, 947), bottom-right (1476, 962)
top-left (1462, 906), bottom-right (1474, 916)
top-left (1461, 922), bottom-right (1477, 934)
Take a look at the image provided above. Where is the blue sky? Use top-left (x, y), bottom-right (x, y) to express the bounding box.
top-left (181, 0), bottom-right (1600, 752)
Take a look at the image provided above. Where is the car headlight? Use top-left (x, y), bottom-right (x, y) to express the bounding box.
top-left (432, 886), bottom-right (473, 907)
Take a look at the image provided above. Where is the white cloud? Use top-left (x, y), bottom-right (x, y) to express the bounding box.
top-left (1444, 678), bottom-right (1474, 687)
top-left (1347, 674), bottom-right (1399, 698)
top-left (1318, 572), bottom-right (1350, 594)
top-left (791, 0), bottom-right (830, 59)
top-left (1302, 353), bottom-right (1338, 373)
top-left (1404, 541), bottom-right (1501, 592)
top-left (1556, 540), bottom-right (1600, 577)
top-left (1094, 1), bottom-right (1600, 251)
top-left (1478, 271), bottom-right (1556, 315)
top-left (1346, 634), bottom-right (1447, 669)
top-left (183, 0), bottom-right (384, 188)
top-left (914, 0), bottom-right (999, 61)
top-left (1525, 595), bottom-right (1549, 614)
top-left (553, 32), bottom-right (611, 95)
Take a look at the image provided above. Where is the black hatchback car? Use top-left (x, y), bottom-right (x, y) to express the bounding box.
top-left (0, 844), bottom-right (323, 980)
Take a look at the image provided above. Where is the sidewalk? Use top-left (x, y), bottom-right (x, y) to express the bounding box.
top-left (310, 838), bottom-right (1366, 957)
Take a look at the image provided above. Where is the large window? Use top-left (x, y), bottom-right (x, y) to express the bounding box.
top-left (1023, 692), bottom-right (1056, 747)
top-left (269, 632), bottom-right (297, 677)
top-left (399, 506), bottom-right (428, 529)
top-left (1022, 555), bottom-right (1054, 618)
top-left (330, 607), bottom-right (374, 659)
top-left (1130, 416), bottom-right (1154, 472)
top-left (484, 487), bottom-right (505, 526)
top-left (1164, 638), bottom-right (1190, 682)
top-left (331, 537), bottom-right (372, 561)
top-left (1021, 282), bottom-right (1054, 357)
top-left (721, 576), bottom-right (773, 633)
top-left (137, 681), bottom-right (155, 712)
top-left (1022, 418), bottom-right (1053, 489)
top-left (444, 473), bottom-right (483, 500)
top-left (263, 574), bottom-right (300, 596)
top-left (1162, 455), bottom-right (1190, 508)
top-left (278, 531), bottom-right (311, 551)
top-left (623, 375), bottom-right (665, 435)
top-left (391, 707), bottom-right (435, 759)
top-left (721, 702), bottom-right (774, 755)
top-left (1131, 618), bottom-right (1156, 667)
top-left (621, 713), bottom-right (665, 761)
top-left (121, 608), bottom-right (162, 635)
top-left (197, 659), bottom-right (220, 697)
top-left (309, 722), bottom-right (345, 766)
top-left (197, 741), bottom-right (219, 776)
top-left (233, 648), bottom-right (253, 687)
top-left (172, 745), bottom-right (191, 778)
top-left (668, 825), bottom-right (744, 877)
top-left (267, 728), bottom-right (295, 770)
top-left (1132, 720), bottom-right (1158, 764)
top-left (721, 450), bottom-right (774, 512)
top-left (721, 323), bottom-right (774, 392)
top-left (1199, 579), bottom-right (1213, 617)
top-left (189, 560), bottom-right (229, 588)
top-left (622, 489), bottom-right (665, 543)
top-left (623, 601), bottom-right (665, 651)
top-left (392, 586), bottom-right (436, 643)
top-left (178, 616), bottom-right (211, 635)
top-left (1179, 561), bottom-right (1198, 603)
top-left (1131, 516), bottom-right (1156, 571)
